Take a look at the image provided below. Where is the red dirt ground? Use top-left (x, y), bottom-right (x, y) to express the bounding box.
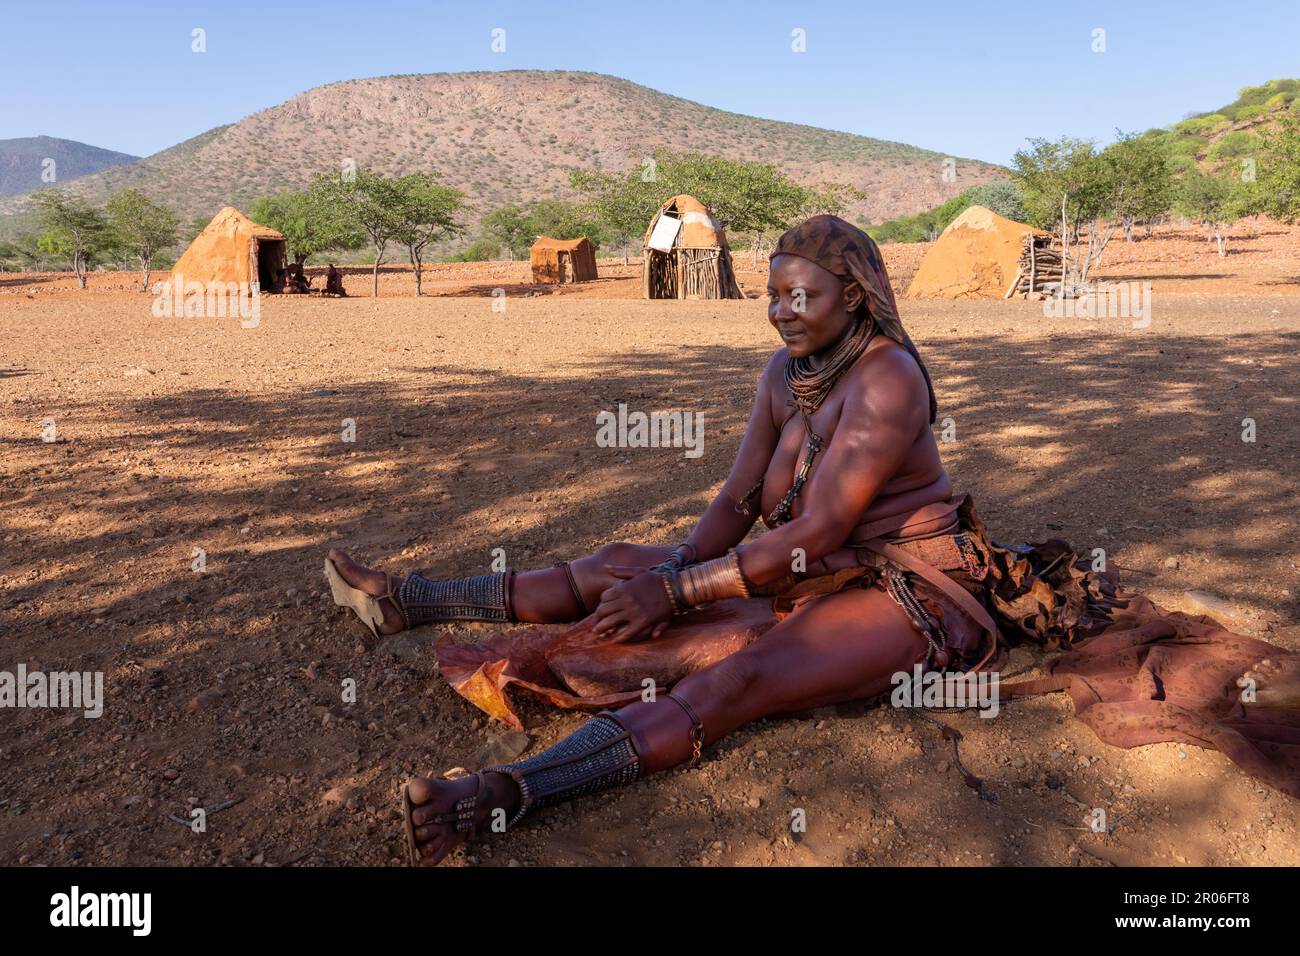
top-left (1, 222), bottom-right (1297, 867)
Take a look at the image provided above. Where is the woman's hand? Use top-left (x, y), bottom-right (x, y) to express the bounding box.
top-left (591, 566), bottom-right (674, 643)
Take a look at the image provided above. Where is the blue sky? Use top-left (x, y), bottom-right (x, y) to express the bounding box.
top-left (1, 0), bottom-right (1296, 166)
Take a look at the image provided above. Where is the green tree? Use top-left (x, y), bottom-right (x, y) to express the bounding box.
top-left (1175, 168), bottom-right (1246, 257)
top-left (1011, 137), bottom-right (1105, 289)
top-left (1253, 112), bottom-right (1300, 223)
top-left (867, 181), bottom-right (1028, 245)
top-left (390, 172), bottom-right (467, 296)
top-left (314, 168), bottom-right (405, 297)
top-left (250, 186), bottom-right (364, 266)
top-left (443, 238), bottom-right (502, 262)
top-left (480, 199), bottom-right (607, 259)
top-left (32, 191), bottom-right (112, 289)
top-left (479, 205), bottom-right (532, 259)
top-left (1011, 136), bottom-right (1101, 235)
top-left (479, 204), bottom-right (536, 259)
top-left (964, 180), bottom-right (1029, 223)
top-left (3, 233), bottom-right (48, 271)
top-left (106, 189), bottom-right (178, 291)
top-left (1097, 131), bottom-right (1175, 241)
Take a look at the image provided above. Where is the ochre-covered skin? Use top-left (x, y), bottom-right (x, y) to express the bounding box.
top-left (327, 214), bottom-right (1300, 865)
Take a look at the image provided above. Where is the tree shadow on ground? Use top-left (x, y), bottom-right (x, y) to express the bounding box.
top-left (1, 329), bottom-right (1297, 865)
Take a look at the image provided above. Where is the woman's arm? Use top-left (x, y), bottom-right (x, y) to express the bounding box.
top-left (735, 345), bottom-right (928, 586)
top-left (675, 351), bottom-right (785, 561)
top-left (589, 353), bottom-right (782, 641)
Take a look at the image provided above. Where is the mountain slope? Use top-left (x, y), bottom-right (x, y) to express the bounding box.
top-left (0, 71), bottom-right (1001, 235)
top-left (0, 136), bottom-right (139, 197)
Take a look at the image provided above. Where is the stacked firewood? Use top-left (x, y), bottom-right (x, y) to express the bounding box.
top-left (1004, 234), bottom-right (1064, 298)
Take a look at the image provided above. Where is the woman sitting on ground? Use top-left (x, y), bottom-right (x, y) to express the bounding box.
top-left (325, 215), bottom-right (1007, 865)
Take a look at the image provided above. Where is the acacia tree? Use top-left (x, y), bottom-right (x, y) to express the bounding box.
top-left (390, 172), bottom-right (466, 296)
top-left (1012, 137), bottom-right (1113, 292)
top-left (106, 189), bottom-right (178, 291)
top-left (1253, 112), bottom-right (1300, 223)
top-left (250, 186), bottom-right (363, 266)
top-left (316, 168), bottom-right (404, 297)
top-left (1176, 169), bottom-right (1241, 257)
top-left (1098, 131), bottom-right (1175, 241)
top-left (0, 234), bottom-right (47, 271)
top-left (1067, 133), bottom-right (1176, 284)
top-left (32, 190), bottom-right (112, 289)
top-left (478, 204), bottom-right (535, 259)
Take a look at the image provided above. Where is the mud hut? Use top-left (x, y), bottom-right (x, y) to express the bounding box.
top-left (171, 206), bottom-right (286, 290)
top-left (642, 195), bottom-right (742, 300)
top-left (904, 205), bottom-right (1046, 300)
top-left (530, 236), bottom-right (598, 284)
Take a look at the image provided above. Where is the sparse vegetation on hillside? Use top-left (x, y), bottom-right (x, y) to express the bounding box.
top-left (0, 72), bottom-right (997, 240)
top-left (0, 136), bottom-right (139, 198)
top-left (1141, 78), bottom-right (1300, 174)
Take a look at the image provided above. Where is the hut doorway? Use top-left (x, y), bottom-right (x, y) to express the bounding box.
top-left (255, 239), bottom-right (286, 291)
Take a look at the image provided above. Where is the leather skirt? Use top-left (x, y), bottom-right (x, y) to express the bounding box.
top-left (754, 494), bottom-right (1000, 671)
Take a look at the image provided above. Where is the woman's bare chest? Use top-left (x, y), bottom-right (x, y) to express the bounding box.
top-left (759, 396), bottom-right (844, 525)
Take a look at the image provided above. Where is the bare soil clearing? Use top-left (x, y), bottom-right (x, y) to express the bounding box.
top-left (1, 239), bottom-right (1297, 867)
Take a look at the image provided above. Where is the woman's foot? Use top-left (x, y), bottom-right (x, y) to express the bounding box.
top-left (326, 548), bottom-right (406, 636)
top-left (405, 771), bottom-right (523, 865)
top-left (1240, 656), bottom-right (1300, 708)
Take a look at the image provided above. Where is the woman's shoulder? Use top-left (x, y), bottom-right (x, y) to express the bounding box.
top-left (759, 348), bottom-right (790, 386)
top-left (843, 336), bottom-right (930, 417)
top-left (853, 334), bottom-right (923, 383)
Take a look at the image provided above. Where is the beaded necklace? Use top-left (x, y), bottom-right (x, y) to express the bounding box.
top-left (736, 316), bottom-right (878, 525)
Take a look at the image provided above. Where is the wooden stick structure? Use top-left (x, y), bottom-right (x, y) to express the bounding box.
top-left (1006, 234), bottom-right (1062, 298)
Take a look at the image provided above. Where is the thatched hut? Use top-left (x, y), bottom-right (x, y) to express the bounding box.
top-left (530, 236), bottom-right (598, 284)
top-left (641, 195), bottom-right (742, 299)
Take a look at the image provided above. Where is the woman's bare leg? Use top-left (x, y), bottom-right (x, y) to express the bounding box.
top-left (327, 542), bottom-right (673, 633)
top-left (511, 542), bottom-right (673, 620)
top-left (405, 585), bottom-right (930, 863)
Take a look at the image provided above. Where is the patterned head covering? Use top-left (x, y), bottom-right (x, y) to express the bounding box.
top-left (772, 214), bottom-right (937, 422)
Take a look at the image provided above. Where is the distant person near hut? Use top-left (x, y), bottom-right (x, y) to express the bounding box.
top-left (286, 263), bottom-right (311, 294)
top-left (325, 264), bottom-right (347, 297)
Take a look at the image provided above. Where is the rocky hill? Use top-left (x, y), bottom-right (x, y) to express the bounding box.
top-left (0, 71), bottom-right (1001, 236)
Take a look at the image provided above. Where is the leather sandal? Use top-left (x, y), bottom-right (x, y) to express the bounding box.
top-left (401, 781), bottom-right (421, 865)
top-left (401, 770), bottom-right (489, 867)
top-left (324, 555), bottom-right (407, 639)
